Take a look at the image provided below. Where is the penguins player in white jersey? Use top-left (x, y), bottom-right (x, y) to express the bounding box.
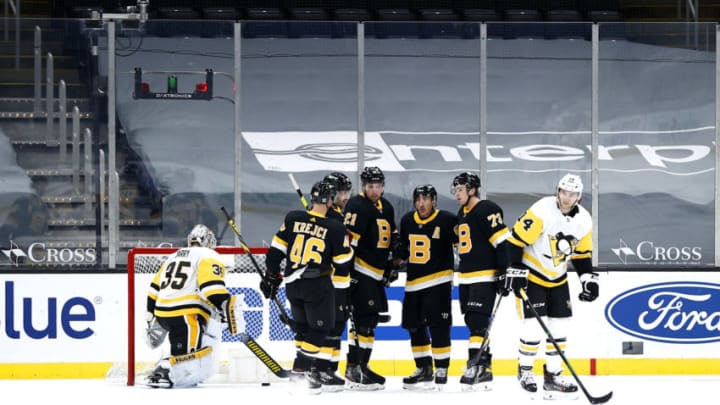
top-left (503, 174), bottom-right (600, 400)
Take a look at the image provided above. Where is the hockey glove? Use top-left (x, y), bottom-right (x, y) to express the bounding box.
top-left (495, 268), bottom-right (509, 296)
top-left (221, 294), bottom-right (246, 335)
top-left (382, 258), bottom-right (402, 287)
top-left (259, 272), bottom-right (283, 300)
top-left (145, 313), bottom-right (168, 349)
top-left (578, 272), bottom-right (599, 302)
top-left (504, 265), bottom-right (529, 296)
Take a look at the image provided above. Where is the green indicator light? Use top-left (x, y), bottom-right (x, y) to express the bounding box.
top-left (167, 75), bottom-right (178, 94)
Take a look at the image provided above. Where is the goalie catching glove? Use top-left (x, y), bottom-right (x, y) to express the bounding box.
top-left (578, 272), bottom-right (599, 302)
top-left (221, 294), bottom-right (246, 335)
top-left (260, 271), bottom-right (283, 300)
top-left (145, 313), bottom-right (168, 349)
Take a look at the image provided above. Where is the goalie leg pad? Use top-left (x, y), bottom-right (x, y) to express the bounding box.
top-left (204, 316), bottom-right (224, 351)
top-left (165, 346), bottom-right (215, 388)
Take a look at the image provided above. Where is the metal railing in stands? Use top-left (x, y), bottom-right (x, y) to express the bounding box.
top-left (3, 0), bottom-right (20, 69)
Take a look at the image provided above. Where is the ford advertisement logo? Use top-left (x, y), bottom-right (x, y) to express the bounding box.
top-left (605, 282), bottom-right (720, 344)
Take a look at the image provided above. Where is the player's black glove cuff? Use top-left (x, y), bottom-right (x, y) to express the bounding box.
top-left (495, 268), bottom-right (509, 296)
top-left (382, 259), bottom-right (401, 287)
top-left (578, 272), bottom-right (599, 302)
top-left (259, 272), bottom-right (283, 300)
top-left (505, 264), bottom-right (529, 297)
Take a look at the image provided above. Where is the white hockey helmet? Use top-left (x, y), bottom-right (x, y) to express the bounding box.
top-left (557, 174), bottom-right (584, 210)
top-left (187, 224), bottom-right (217, 248)
top-left (557, 173), bottom-right (583, 195)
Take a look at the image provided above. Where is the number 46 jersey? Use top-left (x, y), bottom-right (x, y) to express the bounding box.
top-left (148, 246), bottom-right (231, 321)
top-left (267, 210), bottom-right (354, 285)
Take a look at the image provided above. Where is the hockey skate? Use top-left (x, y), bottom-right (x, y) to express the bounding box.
top-left (145, 366), bottom-right (173, 389)
top-left (518, 365), bottom-right (538, 396)
top-left (434, 368), bottom-right (448, 390)
top-left (542, 365), bottom-right (578, 400)
top-left (344, 363), bottom-right (385, 391)
top-left (304, 370), bottom-right (323, 395)
top-left (459, 363), bottom-right (493, 391)
top-left (402, 365), bottom-right (434, 391)
top-left (318, 369), bottom-right (345, 393)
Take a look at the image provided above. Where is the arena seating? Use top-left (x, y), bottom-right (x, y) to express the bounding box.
top-left (61, 0), bottom-right (623, 23)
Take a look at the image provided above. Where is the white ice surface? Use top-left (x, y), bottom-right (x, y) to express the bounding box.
top-left (1, 375), bottom-right (716, 405)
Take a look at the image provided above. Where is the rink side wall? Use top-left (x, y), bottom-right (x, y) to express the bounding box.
top-left (0, 270), bottom-right (719, 379)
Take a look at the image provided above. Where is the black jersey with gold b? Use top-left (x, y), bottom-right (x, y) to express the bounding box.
top-left (455, 200), bottom-right (511, 285)
top-left (343, 193), bottom-right (397, 281)
top-left (399, 209), bottom-right (458, 288)
top-left (266, 210), bottom-right (353, 282)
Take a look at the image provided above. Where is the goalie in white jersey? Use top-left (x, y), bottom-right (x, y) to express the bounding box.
top-left (503, 174), bottom-right (599, 399)
top-left (144, 224), bottom-right (245, 388)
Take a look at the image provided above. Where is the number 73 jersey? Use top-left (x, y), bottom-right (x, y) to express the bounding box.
top-left (509, 196), bottom-right (593, 282)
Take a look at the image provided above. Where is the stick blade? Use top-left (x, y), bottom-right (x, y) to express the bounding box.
top-left (589, 391), bottom-right (613, 404)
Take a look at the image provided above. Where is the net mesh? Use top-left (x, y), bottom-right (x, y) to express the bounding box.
top-left (120, 247), bottom-right (296, 385)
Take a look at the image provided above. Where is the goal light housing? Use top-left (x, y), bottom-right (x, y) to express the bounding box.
top-left (133, 67), bottom-right (214, 100)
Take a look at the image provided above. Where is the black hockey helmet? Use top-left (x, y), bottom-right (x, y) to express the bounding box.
top-left (323, 172), bottom-right (352, 192)
top-left (361, 166), bottom-right (385, 185)
top-left (452, 172), bottom-right (480, 190)
top-left (310, 180), bottom-right (337, 204)
top-left (413, 184), bottom-right (437, 203)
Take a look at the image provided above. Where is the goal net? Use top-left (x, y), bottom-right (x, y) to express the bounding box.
top-left (120, 247), bottom-right (296, 386)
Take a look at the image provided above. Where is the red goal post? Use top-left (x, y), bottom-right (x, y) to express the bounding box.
top-left (124, 246), bottom-right (296, 386)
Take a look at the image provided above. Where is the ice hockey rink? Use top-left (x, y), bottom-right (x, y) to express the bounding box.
top-left (2, 375), bottom-right (717, 404)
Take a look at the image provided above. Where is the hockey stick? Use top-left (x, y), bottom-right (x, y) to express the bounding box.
top-left (288, 173), bottom-right (309, 209)
top-left (238, 333), bottom-right (289, 378)
top-left (518, 289), bottom-right (613, 404)
top-left (466, 293), bottom-right (504, 367)
top-left (219, 206), bottom-right (296, 333)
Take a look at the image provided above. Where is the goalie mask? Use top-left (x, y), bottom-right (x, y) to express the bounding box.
top-left (187, 224), bottom-right (217, 248)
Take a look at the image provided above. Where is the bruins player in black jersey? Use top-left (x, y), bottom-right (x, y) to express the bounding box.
top-left (342, 166), bottom-right (399, 391)
top-left (263, 180), bottom-right (354, 394)
top-left (312, 171), bottom-right (353, 391)
top-left (397, 184), bottom-right (458, 390)
top-left (323, 172), bottom-right (352, 223)
top-left (452, 172), bottom-right (512, 391)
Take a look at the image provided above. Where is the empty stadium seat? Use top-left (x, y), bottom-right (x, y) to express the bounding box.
top-left (201, 7), bottom-right (239, 36)
top-left (288, 8), bottom-right (333, 37)
top-left (418, 9), bottom-right (462, 38)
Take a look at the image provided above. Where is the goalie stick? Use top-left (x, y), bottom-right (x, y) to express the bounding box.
top-left (238, 332), bottom-right (289, 378)
top-left (518, 289), bottom-right (613, 404)
top-left (219, 206), bottom-right (297, 333)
